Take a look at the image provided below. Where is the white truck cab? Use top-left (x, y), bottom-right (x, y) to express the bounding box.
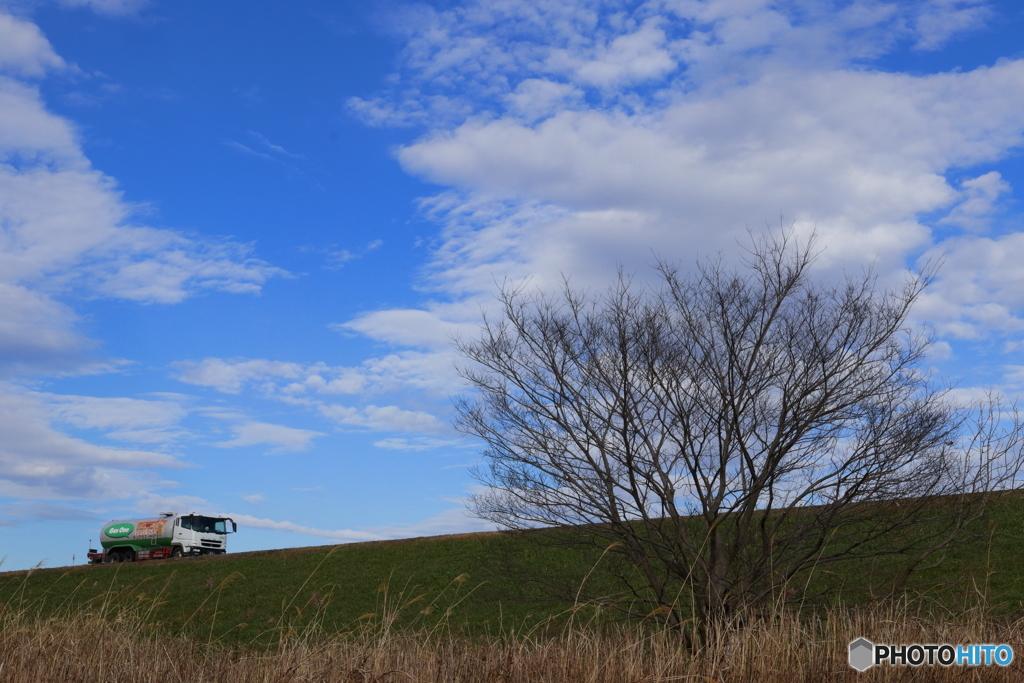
top-left (171, 514), bottom-right (238, 557)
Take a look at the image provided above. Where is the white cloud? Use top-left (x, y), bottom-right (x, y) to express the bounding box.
top-left (88, 234), bottom-right (284, 303)
top-left (356, 351), bottom-right (462, 394)
top-left (46, 394), bottom-right (186, 429)
top-left (0, 77), bottom-right (283, 303)
top-left (241, 493), bottom-right (264, 504)
top-left (0, 282), bottom-right (93, 377)
top-left (572, 19), bottom-right (675, 88)
top-left (0, 384), bottom-right (183, 500)
top-left (319, 403), bottom-right (447, 434)
top-left (373, 437), bottom-right (466, 451)
top-left (398, 63), bottom-right (1024, 282)
top-left (506, 79), bottom-right (582, 122)
top-left (913, 0), bottom-right (990, 51)
top-left (354, 0), bottom-right (992, 127)
top-left (0, 13), bottom-right (64, 77)
top-left (174, 358), bottom-right (307, 394)
top-left (175, 351), bottom-right (463, 398)
top-left (916, 233), bottom-right (1024, 338)
top-left (173, 355), bottom-right (458, 440)
top-left (213, 421), bottom-right (325, 454)
top-left (940, 171), bottom-right (1011, 231)
top-left (225, 513), bottom-right (383, 542)
top-left (0, 74), bottom-right (82, 166)
top-left (339, 307), bottom-right (469, 350)
top-left (46, 393), bottom-right (187, 444)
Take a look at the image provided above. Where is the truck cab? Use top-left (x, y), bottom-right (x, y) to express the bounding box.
top-left (171, 514), bottom-right (237, 557)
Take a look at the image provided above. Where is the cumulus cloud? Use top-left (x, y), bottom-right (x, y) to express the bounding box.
top-left (213, 421), bottom-right (325, 454)
top-left (0, 13), bottom-right (64, 77)
top-left (0, 283), bottom-right (94, 376)
top-left (339, 307), bottom-right (470, 350)
top-left (940, 171), bottom-right (1012, 231)
top-left (913, 0), bottom-right (991, 51)
top-left (87, 235), bottom-right (284, 303)
top-left (916, 233), bottom-right (1024, 338)
top-left (46, 393), bottom-right (188, 444)
top-left (506, 79), bottom-right (582, 122)
top-left (353, 0), bottom-right (992, 126)
top-left (173, 356), bottom-right (456, 439)
top-left (571, 19), bottom-right (675, 88)
top-left (172, 354), bottom-right (458, 441)
top-left (174, 358), bottom-right (307, 394)
top-left (339, 0), bottom-right (1024, 357)
top-left (398, 64), bottom-right (1024, 282)
top-left (0, 385), bottom-right (183, 500)
top-left (174, 352), bottom-right (462, 398)
top-left (319, 403), bottom-right (447, 434)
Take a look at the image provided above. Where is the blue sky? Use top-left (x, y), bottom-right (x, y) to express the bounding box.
top-left (0, 0), bottom-right (1023, 570)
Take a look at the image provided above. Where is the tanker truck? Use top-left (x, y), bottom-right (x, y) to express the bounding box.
top-left (87, 512), bottom-right (238, 563)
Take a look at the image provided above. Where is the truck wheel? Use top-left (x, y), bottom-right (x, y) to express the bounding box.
top-left (109, 550), bottom-right (123, 563)
top-left (171, 546), bottom-right (184, 558)
top-left (122, 549), bottom-right (136, 562)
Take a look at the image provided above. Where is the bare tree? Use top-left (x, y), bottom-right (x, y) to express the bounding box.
top-left (455, 234), bottom-right (1024, 628)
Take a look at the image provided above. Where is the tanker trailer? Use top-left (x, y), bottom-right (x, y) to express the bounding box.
top-left (87, 512), bottom-right (237, 563)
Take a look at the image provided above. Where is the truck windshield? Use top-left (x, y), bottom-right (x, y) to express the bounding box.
top-left (180, 516), bottom-right (229, 534)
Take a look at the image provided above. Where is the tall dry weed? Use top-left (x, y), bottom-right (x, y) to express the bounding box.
top-left (3, 581), bottom-right (1024, 682)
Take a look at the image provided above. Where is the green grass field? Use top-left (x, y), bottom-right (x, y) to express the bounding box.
top-left (3, 494), bottom-right (1024, 646)
top-left (0, 530), bottom-right (608, 645)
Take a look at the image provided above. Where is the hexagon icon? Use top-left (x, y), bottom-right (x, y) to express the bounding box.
top-left (849, 638), bottom-right (875, 671)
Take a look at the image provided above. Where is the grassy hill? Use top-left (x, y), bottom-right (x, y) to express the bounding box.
top-left (0, 529), bottom-right (602, 646)
top-left (4, 494), bottom-right (1024, 647)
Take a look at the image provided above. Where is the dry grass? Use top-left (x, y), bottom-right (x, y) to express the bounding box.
top-left (3, 586), bottom-right (1024, 683)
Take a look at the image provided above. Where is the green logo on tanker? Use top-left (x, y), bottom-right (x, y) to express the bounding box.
top-left (105, 523), bottom-right (134, 538)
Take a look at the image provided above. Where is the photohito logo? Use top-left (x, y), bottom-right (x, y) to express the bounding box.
top-left (849, 638), bottom-right (1013, 671)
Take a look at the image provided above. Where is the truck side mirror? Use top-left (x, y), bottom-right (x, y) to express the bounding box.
top-left (232, 522), bottom-right (238, 533)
